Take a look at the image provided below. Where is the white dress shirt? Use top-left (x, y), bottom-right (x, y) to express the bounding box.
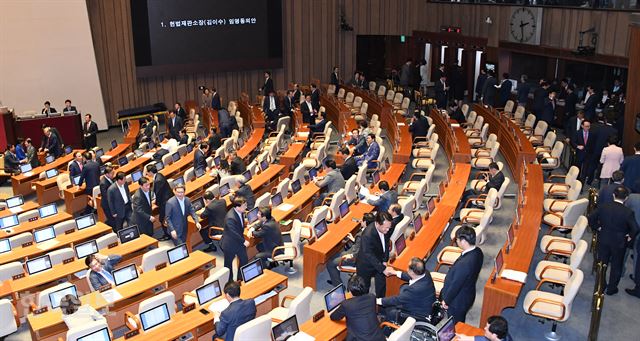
top-left (117, 185), bottom-right (128, 204)
top-left (377, 229), bottom-right (386, 252)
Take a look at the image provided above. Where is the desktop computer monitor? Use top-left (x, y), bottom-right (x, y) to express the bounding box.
top-left (45, 155), bottom-right (55, 164)
top-left (49, 285), bottom-right (78, 309)
top-left (192, 197), bottom-right (205, 212)
top-left (291, 179), bottom-right (301, 194)
top-left (195, 167), bottom-right (205, 178)
top-left (117, 156), bottom-right (128, 167)
top-left (242, 170), bottom-right (252, 181)
top-left (75, 240), bottom-right (99, 259)
top-left (95, 148), bottom-right (104, 158)
top-left (413, 214), bottom-right (423, 233)
top-left (339, 201), bottom-right (349, 219)
top-left (75, 214), bottom-right (96, 230)
top-left (436, 316), bottom-right (456, 341)
top-left (158, 133), bottom-right (165, 141)
top-left (112, 264), bottom-right (139, 286)
top-left (118, 225), bottom-right (140, 244)
top-left (260, 160), bottom-right (269, 171)
top-left (45, 168), bottom-right (59, 179)
top-left (139, 303), bottom-right (171, 331)
top-left (271, 193), bottom-right (283, 207)
top-left (77, 327), bottom-right (111, 341)
top-left (240, 259), bottom-right (263, 283)
top-left (73, 175), bottom-right (81, 186)
top-left (155, 161), bottom-right (164, 171)
top-left (131, 170), bottom-right (143, 183)
top-left (19, 164), bottom-right (33, 174)
top-left (39, 203), bottom-right (58, 219)
top-left (372, 170), bottom-right (380, 184)
top-left (0, 238), bottom-right (11, 254)
top-left (26, 255), bottom-right (53, 275)
top-left (65, 146), bottom-right (73, 155)
top-left (195, 280), bottom-right (222, 305)
top-left (495, 249), bottom-right (505, 277)
top-left (111, 140), bottom-right (118, 149)
top-left (172, 152), bottom-right (180, 163)
top-left (186, 143), bottom-right (194, 153)
top-left (314, 219), bottom-right (328, 239)
top-left (427, 197), bottom-right (436, 216)
top-left (34, 226), bottom-right (56, 243)
top-left (219, 183), bottom-right (230, 197)
top-left (5, 195), bottom-right (23, 208)
top-left (272, 315), bottom-right (300, 341)
top-left (324, 284), bottom-right (346, 312)
top-left (213, 156), bottom-right (221, 167)
top-left (247, 207), bottom-right (259, 224)
top-left (308, 168), bottom-right (318, 180)
top-left (394, 234), bottom-right (406, 255)
top-left (167, 244), bottom-right (189, 264)
top-left (0, 214), bottom-right (19, 229)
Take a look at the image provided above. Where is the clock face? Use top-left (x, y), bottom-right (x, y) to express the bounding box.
top-left (510, 8), bottom-right (537, 43)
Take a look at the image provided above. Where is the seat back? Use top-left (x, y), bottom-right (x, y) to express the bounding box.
top-left (9, 232), bottom-right (33, 248)
top-left (472, 115), bottom-right (484, 131)
top-left (49, 248), bottom-right (75, 266)
top-left (533, 120), bottom-right (548, 136)
top-left (393, 92), bottom-right (403, 105)
top-left (345, 92), bottom-right (355, 104)
top-left (38, 282), bottom-right (75, 309)
top-left (352, 96), bottom-right (363, 108)
top-left (276, 116), bottom-right (290, 134)
top-left (292, 164), bottom-right (306, 185)
top-left (360, 102), bottom-right (369, 115)
top-left (233, 315), bottom-right (272, 341)
top-left (565, 166), bottom-right (580, 185)
top-left (329, 189), bottom-right (346, 221)
top-left (204, 267), bottom-right (231, 293)
top-left (141, 246), bottom-right (170, 272)
top-left (96, 233), bottom-right (118, 250)
top-left (560, 269), bottom-right (584, 321)
top-left (550, 141), bottom-right (564, 158)
top-left (495, 177), bottom-right (511, 209)
top-left (489, 142), bottom-right (500, 159)
top-left (569, 240), bottom-right (589, 270)
top-left (514, 105), bottom-right (525, 120)
top-left (183, 167), bottom-right (195, 183)
top-left (377, 85), bottom-right (387, 97)
top-left (388, 317), bottom-right (416, 341)
top-left (426, 124), bottom-right (436, 140)
top-left (566, 180), bottom-right (582, 201)
top-left (503, 100), bottom-right (515, 113)
top-left (327, 84), bottom-right (336, 96)
top-left (429, 143), bottom-right (440, 160)
top-left (523, 114), bottom-right (536, 129)
top-left (386, 89), bottom-right (395, 102)
top-left (485, 188), bottom-right (498, 209)
top-left (461, 104), bottom-right (469, 118)
top-left (18, 209), bottom-right (39, 224)
top-left (390, 216), bottom-right (411, 244)
top-left (356, 164), bottom-right (368, 187)
top-left (484, 134), bottom-right (498, 150)
top-left (345, 175), bottom-right (358, 204)
top-left (543, 131), bottom-right (557, 149)
top-left (288, 287), bottom-right (314, 323)
top-left (0, 262), bottom-right (24, 282)
top-left (310, 206), bottom-right (330, 228)
top-left (400, 97), bottom-right (410, 110)
top-left (255, 192), bottom-right (270, 208)
top-left (337, 88), bottom-right (346, 99)
top-left (477, 123), bottom-right (489, 141)
top-left (66, 320), bottom-right (110, 341)
top-left (570, 216), bottom-right (588, 243)
top-left (138, 291), bottom-right (176, 317)
top-left (466, 111), bottom-right (477, 124)
top-left (92, 185), bottom-right (101, 208)
top-left (562, 199), bottom-right (588, 227)
top-left (276, 178), bottom-right (290, 200)
top-left (219, 175), bottom-right (239, 193)
top-left (0, 298), bottom-right (18, 337)
top-left (400, 195), bottom-right (415, 217)
top-left (412, 177), bottom-right (430, 209)
top-left (161, 153), bottom-right (173, 166)
top-left (369, 81), bottom-right (376, 91)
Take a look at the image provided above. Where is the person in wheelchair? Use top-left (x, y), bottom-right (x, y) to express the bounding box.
top-left (378, 257), bottom-right (436, 323)
top-left (456, 315), bottom-right (512, 341)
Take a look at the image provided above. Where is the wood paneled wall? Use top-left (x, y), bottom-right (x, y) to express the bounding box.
top-left (87, 0), bottom-right (632, 125)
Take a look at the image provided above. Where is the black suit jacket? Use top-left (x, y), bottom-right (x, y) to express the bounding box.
top-left (409, 116), bottom-right (429, 140)
top-left (3, 152), bottom-right (19, 173)
top-left (571, 128), bottom-right (597, 162)
top-left (152, 173), bottom-right (172, 205)
top-left (341, 156), bottom-right (358, 182)
top-left (300, 101), bottom-right (314, 123)
top-left (63, 106), bottom-right (77, 113)
top-left (564, 116), bottom-right (582, 143)
top-left (380, 272), bottom-right (436, 317)
top-left (441, 248), bottom-right (483, 317)
top-left (175, 107), bottom-right (187, 120)
top-left (208, 133), bottom-right (222, 151)
top-left (211, 93), bottom-right (221, 110)
top-left (107, 183), bottom-right (132, 218)
top-left (167, 116), bottom-right (183, 140)
top-left (584, 94), bottom-right (598, 119)
top-left (541, 98), bottom-right (556, 124)
top-left (284, 96), bottom-right (295, 115)
top-left (69, 160), bottom-right (83, 177)
top-left (481, 76), bottom-right (497, 106)
top-left (589, 201), bottom-right (639, 247)
top-left (230, 157), bottom-right (246, 175)
top-left (311, 89), bottom-right (321, 110)
top-left (331, 72), bottom-right (340, 86)
top-left (78, 160), bottom-right (101, 195)
top-left (485, 171), bottom-right (505, 193)
top-left (261, 77), bottom-right (274, 95)
top-left (83, 121), bottom-right (98, 148)
top-left (201, 199), bottom-right (227, 228)
top-left (132, 189), bottom-right (154, 236)
top-left (330, 294), bottom-right (385, 341)
top-left (222, 208), bottom-right (246, 252)
top-left (194, 149), bottom-right (207, 171)
top-left (46, 134), bottom-right (62, 158)
top-left (622, 155), bottom-right (640, 193)
top-left (236, 184), bottom-right (255, 209)
top-left (252, 219), bottom-right (283, 256)
top-left (99, 177), bottom-right (114, 218)
top-left (356, 224), bottom-right (389, 275)
top-left (565, 92), bottom-right (578, 116)
top-left (293, 90), bottom-right (302, 103)
top-left (214, 299), bottom-right (256, 341)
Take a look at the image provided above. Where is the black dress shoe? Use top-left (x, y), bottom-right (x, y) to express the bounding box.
top-left (606, 288), bottom-right (619, 295)
top-left (203, 244), bottom-right (217, 252)
top-left (158, 235), bottom-right (171, 241)
top-left (625, 288), bottom-right (640, 298)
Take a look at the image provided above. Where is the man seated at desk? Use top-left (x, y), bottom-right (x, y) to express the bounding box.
top-left (212, 281), bottom-right (256, 341)
top-left (3, 144), bottom-right (20, 174)
top-left (308, 111), bottom-right (328, 134)
top-left (330, 275), bottom-right (386, 341)
top-left (248, 206), bottom-right (283, 269)
top-left (457, 315), bottom-right (512, 341)
top-left (356, 134), bottom-right (380, 169)
top-left (460, 162), bottom-right (504, 208)
top-left (85, 253), bottom-right (122, 290)
top-left (313, 159), bottom-right (346, 206)
top-left (339, 147), bottom-right (358, 181)
top-left (42, 100), bottom-right (57, 116)
top-left (378, 257), bottom-right (436, 323)
top-left (232, 177), bottom-right (256, 209)
top-left (62, 99), bottom-right (77, 114)
top-left (363, 181), bottom-right (398, 213)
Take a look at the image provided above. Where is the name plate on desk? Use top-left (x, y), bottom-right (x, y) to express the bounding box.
top-left (63, 257), bottom-right (75, 264)
top-left (33, 306), bottom-right (49, 315)
top-left (183, 303), bottom-right (196, 313)
top-left (65, 229), bottom-right (75, 235)
top-left (108, 242), bottom-right (119, 248)
top-left (313, 310), bottom-right (325, 322)
top-left (12, 273), bottom-right (25, 280)
top-left (155, 263), bottom-right (167, 271)
top-left (28, 217), bottom-right (38, 222)
top-left (22, 241), bottom-right (33, 247)
top-left (98, 283), bottom-right (112, 292)
top-left (124, 329), bottom-right (140, 339)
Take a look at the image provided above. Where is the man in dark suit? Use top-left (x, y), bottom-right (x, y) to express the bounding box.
top-left (457, 315), bottom-right (513, 341)
top-left (310, 83), bottom-right (321, 111)
top-left (379, 257), bottom-right (436, 322)
top-left (107, 172), bottom-right (133, 231)
top-left (293, 83), bottom-right (302, 104)
top-left (165, 184), bottom-right (200, 245)
top-left (589, 186), bottom-right (639, 295)
top-left (313, 159), bottom-right (346, 206)
top-left (572, 119), bottom-right (598, 185)
top-left (533, 81), bottom-right (549, 122)
top-left (85, 253), bottom-right (122, 290)
top-left (259, 71), bottom-right (274, 95)
top-left (82, 114), bottom-right (98, 149)
top-left (148, 164), bottom-right (172, 240)
top-left (234, 177), bottom-right (256, 209)
top-left (217, 108), bottom-right (233, 138)
top-left (131, 177), bottom-right (155, 237)
top-left (177, 129), bottom-right (188, 145)
top-left (3, 144), bottom-right (20, 174)
top-left (262, 91), bottom-right (279, 131)
top-left (43, 127), bottom-right (62, 158)
top-left (167, 111), bottom-right (183, 140)
top-left (223, 197), bottom-right (249, 281)
top-left (461, 162), bottom-right (504, 206)
top-left (140, 115), bottom-right (156, 143)
top-left (99, 166), bottom-right (116, 228)
top-left (331, 66), bottom-right (340, 92)
top-left (212, 281), bottom-right (256, 341)
top-left (228, 150), bottom-right (246, 175)
top-left (283, 90), bottom-right (296, 117)
top-left (174, 102), bottom-right (187, 121)
top-left (78, 151), bottom-right (101, 195)
top-left (62, 99), bottom-right (77, 114)
top-left (622, 142), bottom-right (640, 193)
top-left (249, 206), bottom-right (283, 269)
top-left (69, 152), bottom-right (84, 178)
top-left (308, 111), bottom-right (328, 134)
top-left (208, 127), bottom-right (223, 152)
top-left (42, 101), bottom-right (57, 116)
top-left (435, 75), bottom-right (449, 109)
top-left (199, 191), bottom-right (225, 252)
top-left (583, 86), bottom-right (598, 120)
top-left (564, 85), bottom-right (578, 118)
top-left (211, 88), bottom-right (222, 110)
top-left (388, 204), bottom-right (404, 237)
top-left (440, 225), bottom-right (484, 323)
top-left (598, 171), bottom-right (625, 205)
top-left (541, 91), bottom-right (557, 126)
top-left (339, 147), bottom-right (358, 181)
top-left (409, 111), bottom-right (429, 140)
top-left (356, 211), bottom-right (394, 297)
top-left (475, 69), bottom-right (487, 102)
top-left (366, 181), bottom-right (398, 214)
top-left (481, 71), bottom-right (497, 107)
top-left (193, 143), bottom-right (208, 172)
top-left (564, 111), bottom-right (584, 144)
top-left (300, 95), bottom-right (315, 124)
top-left (496, 74), bottom-right (512, 108)
top-left (330, 275), bottom-right (386, 341)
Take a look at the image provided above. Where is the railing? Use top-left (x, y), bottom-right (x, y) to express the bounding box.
top-left (588, 261), bottom-right (607, 340)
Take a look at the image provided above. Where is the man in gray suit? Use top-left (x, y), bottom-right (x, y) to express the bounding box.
top-left (366, 180), bottom-right (398, 213)
top-left (165, 184), bottom-right (200, 245)
top-left (312, 159), bottom-right (346, 206)
top-left (132, 177), bottom-right (155, 237)
top-left (85, 253), bottom-right (122, 290)
top-left (107, 172), bottom-right (132, 231)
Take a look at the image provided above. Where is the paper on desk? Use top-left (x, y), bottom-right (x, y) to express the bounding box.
top-left (359, 186), bottom-right (370, 197)
top-left (396, 122), bottom-right (406, 126)
top-left (297, 132), bottom-right (309, 138)
top-left (450, 123), bottom-right (460, 128)
top-left (23, 171), bottom-right (33, 177)
top-left (143, 152), bottom-right (155, 158)
top-left (36, 240), bottom-right (60, 250)
top-left (500, 269), bottom-right (527, 283)
top-left (100, 155), bottom-right (110, 162)
top-left (9, 207), bottom-right (23, 214)
top-left (254, 290), bottom-right (277, 305)
top-left (100, 289), bottom-right (123, 304)
top-left (207, 298), bottom-right (230, 313)
top-left (289, 332), bottom-right (315, 341)
top-left (74, 270), bottom-right (88, 278)
top-left (278, 203), bottom-right (295, 212)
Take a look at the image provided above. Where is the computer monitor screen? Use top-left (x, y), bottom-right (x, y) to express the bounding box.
top-left (436, 316), bottom-right (456, 341)
top-left (0, 214), bottom-right (19, 229)
top-left (139, 303), bottom-right (171, 331)
top-left (34, 226), bottom-right (56, 243)
top-left (172, 152), bottom-right (180, 163)
top-left (95, 148), bottom-right (104, 158)
top-left (20, 164), bottom-right (33, 173)
top-left (49, 285), bottom-right (78, 309)
top-left (26, 255), bottom-right (52, 275)
top-left (155, 161), bottom-right (164, 171)
top-left (5, 195), bottom-right (24, 208)
top-left (192, 197), bottom-right (204, 212)
top-left (45, 155), bottom-right (55, 164)
top-left (186, 143), bottom-right (194, 153)
top-left (112, 264), bottom-right (139, 286)
top-left (159, 133), bottom-right (165, 141)
top-left (314, 219), bottom-right (328, 239)
top-left (219, 183), bottom-right (230, 197)
top-left (308, 168), bottom-right (318, 179)
top-left (427, 197), bottom-right (436, 215)
top-left (45, 168), bottom-right (58, 179)
top-left (291, 179), bottom-right (301, 194)
top-left (214, 156), bottom-right (221, 167)
top-left (195, 280), bottom-right (222, 305)
top-left (77, 327), bottom-right (111, 341)
top-left (260, 160), bottom-right (269, 171)
top-left (507, 223), bottom-right (515, 251)
top-left (39, 203), bottom-right (58, 218)
top-left (173, 177), bottom-right (185, 187)
top-left (195, 167), bottom-right (205, 178)
top-left (134, 148), bottom-right (145, 157)
top-left (240, 259), bottom-right (263, 283)
top-left (384, 158), bottom-right (390, 171)
top-left (271, 193), bottom-right (283, 206)
top-left (242, 170), bottom-right (252, 181)
top-left (111, 140), bottom-right (118, 149)
top-left (324, 284), bottom-right (346, 312)
top-left (167, 244), bottom-right (189, 264)
top-left (339, 201), bottom-right (349, 218)
top-left (118, 225), bottom-right (140, 244)
top-left (394, 234), bottom-right (406, 255)
top-left (65, 146), bottom-right (73, 155)
top-left (0, 239), bottom-right (11, 254)
top-left (495, 249), bottom-right (504, 275)
top-left (247, 207), bottom-right (259, 224)
top-left (272, 315), bottom-right (300, 341)
top-left (438, 181), bottom-right (445, 198)
top-left (413, 214), bottom-right (423, 233)
top-left (372, 171), bottom-right (380, 184)
top-left (73, 175), bottom-right (81, 186)
top-left (75, 240), bottom-right (99, 259)
top-left (131, 170), bottom-right (143, 183)
top-left (117, 157), bottom-right (128, 167)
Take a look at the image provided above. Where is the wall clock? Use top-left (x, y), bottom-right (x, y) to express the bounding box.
top-left (509, 7), bottom-right (543, 45)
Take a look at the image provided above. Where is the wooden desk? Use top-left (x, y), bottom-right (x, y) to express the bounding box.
top-left (455, 322), bottom-right (485, 336)
top-left (0, 201), bottom-right (39, 218)
top-left (11, 151), bottom-right (79, 196)
top-left (28, 250), bottom-right (215, 341)
top-left (123, 120), bottom-right (140, 145)
top-left (238, 128), bottom-right (265, 160)
top-left (301, 314), bottom-right (348, 340)
top-left (280, 143), bottom-right (306, 176)
top-left (321, 95), bottom-right (353, 136)
top-left (0, 222), bottom-right (112, 265)
top-left (100, 144), bottom-right (131, 164)
top-left (430, 110), bottom-right (472, 163)
top-left (63, 184), bottom-right (89, 215)
top-left (272, 182), bottom-right (320, 222)
top-left (34, 174), bottom-right (65, 206)
top-left (111, 270), bottom-right (288, 341)
top-left (0, 212), bottom-right (73, 239)
top-left (114, 156), bottom-right (151, 175)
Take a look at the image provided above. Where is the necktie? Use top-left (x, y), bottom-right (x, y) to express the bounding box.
top-left (100, 269), bottom-right (114, 284)
top-left (584, 131), bottom-right (588, 145)
top-left (145, 191), bottom-right (150, 205)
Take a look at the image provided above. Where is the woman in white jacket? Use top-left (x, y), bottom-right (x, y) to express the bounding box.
top-left (600, 135), bottom-right (624, 186)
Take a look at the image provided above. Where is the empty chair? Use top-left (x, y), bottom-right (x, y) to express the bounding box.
top-left (526, 120), bottom-right (548, 143)
top-left (392, 92), bottom-right (404, 108)
top-left (49, 248), bottom-right (75, 265)
top-left (535, 131), bottom-right (557, 155)
top-left (344, 92), bottom-right (355, 104)
top-left (543, 180), bottom-right (582, 213)
top-left (467, 124), bottom-right (489, 146)
top-left (255, 192), bottom-right (271, 208)
top-left (400, 195), bottom-right (416, 218)
top-left (0, 299), bottom-right (18, 340)
top-left (272, 222), bottom-right (303, 274)
top-left (540, 216), bottom-right (587, 259)
top-left (96, 233), bottom-right (118, 250)
top-left (539, 141), bottom-right (565, 173)
top-left (337, 88), bottom-right (346, 100)
top-left (369, 81), bottom-right (376, 91)
top-left (460, 188), bottom-right (498, 221)
top-left (9, 232), bottom-right (33, 248)
top-left (535, 240), bottom-right (588, 289)
top-left (520, 114), bottom-right (536, 131)
top-left (412, 133), bottom-right (439, 158)
top-left (66, 320), bottom-right (111, 341)
top-left (522, 270), bottom-right (583, 341)
top-left (377, 85), bottom-right (387, 97)
top-left (543, 166), bottom-right (580, 198)
top-left (233, 315), bottom-right (272, 341)
top-left (541, 199), bottom-right (588, 229)
top-left (344, 175), bottom-right (358, 204)
top-left (183, 167), bottom-right (195, 183)
top-left (395, 97), bottom-right (411, 116)
top-left (297, 206), bottom-right (330, 240)
top-left (449, 206), bottom-right (493, 245)
top-left (471, 142), bottom-right (500, 170)
top-left (54, 220), bottom-right (77, 235)
top-left (18, 209), bottom-right (39, 224)
top-left (0, 262), bottom-right (25, 282)
top-left (384, 317), bottom-right (416, 341)
top-left (141, 246), bottom-right (170, 272)
top-left (398, 165), bottom-right (434, 209)
top-left (302, 143), bottom-right (326, 169)
top-left (493, 177), bottom-right (510, 210)
top-left (502, 100), bottom-right (515, 114)
top-left (411, 143), bottom-right (440, 171)
top-left (268, 287), bottom-right (313, 323)
top-left (464, 115), bottom-right (484, 137)
top-left (272, 178), bottom-right (290, 200)
top-left (389, 216), bottom-right (411, 245)
top-left (511, 105), bottom-right (526, 124)
top-left (291, 164), bottom-right (307, 186)
top-left (326, 189), bottom-right (346, 222)
top-left (471, 133), bottom-right (497, 157)
top-left (386, 89), bottom-right (395, 102)
top-left (125, 152), bottom-right (135, 161)
top-left (182, 267), bottom-right (231, 306)
top-left (351, 96), bottom-right (363, 112)
top-left (435, 246), bottom-right (463, 272)
top-left (355, 164), bottom-right (368, 188)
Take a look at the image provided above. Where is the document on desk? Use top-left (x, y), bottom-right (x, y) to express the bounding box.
top-left (278, 203), bottom-right (295, 212)
top-left (23, 171), bottom-right (34, 177)
top-left (100, 289), bottom-right (123, 304)
top-left (207, 298), bottom-right (230, 313)
top-left (9, 207), bottom-right (23, 214)
top-left (36, 240), bottom-right (60, 250)
top-left (396, 122), bottom-right (406, 126)
top-left (297, 132), bottom-right (309, 138)
top-left (289, 332), bottom-right (315, 341)
top-left (73, 270), bottom-right (88, 279)
top-left (450, 123), bottom-right (460, 128)
top-left (254, 290), bottom-right (277, 305)
top-left (500, 269), bottom-right (527, 283)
